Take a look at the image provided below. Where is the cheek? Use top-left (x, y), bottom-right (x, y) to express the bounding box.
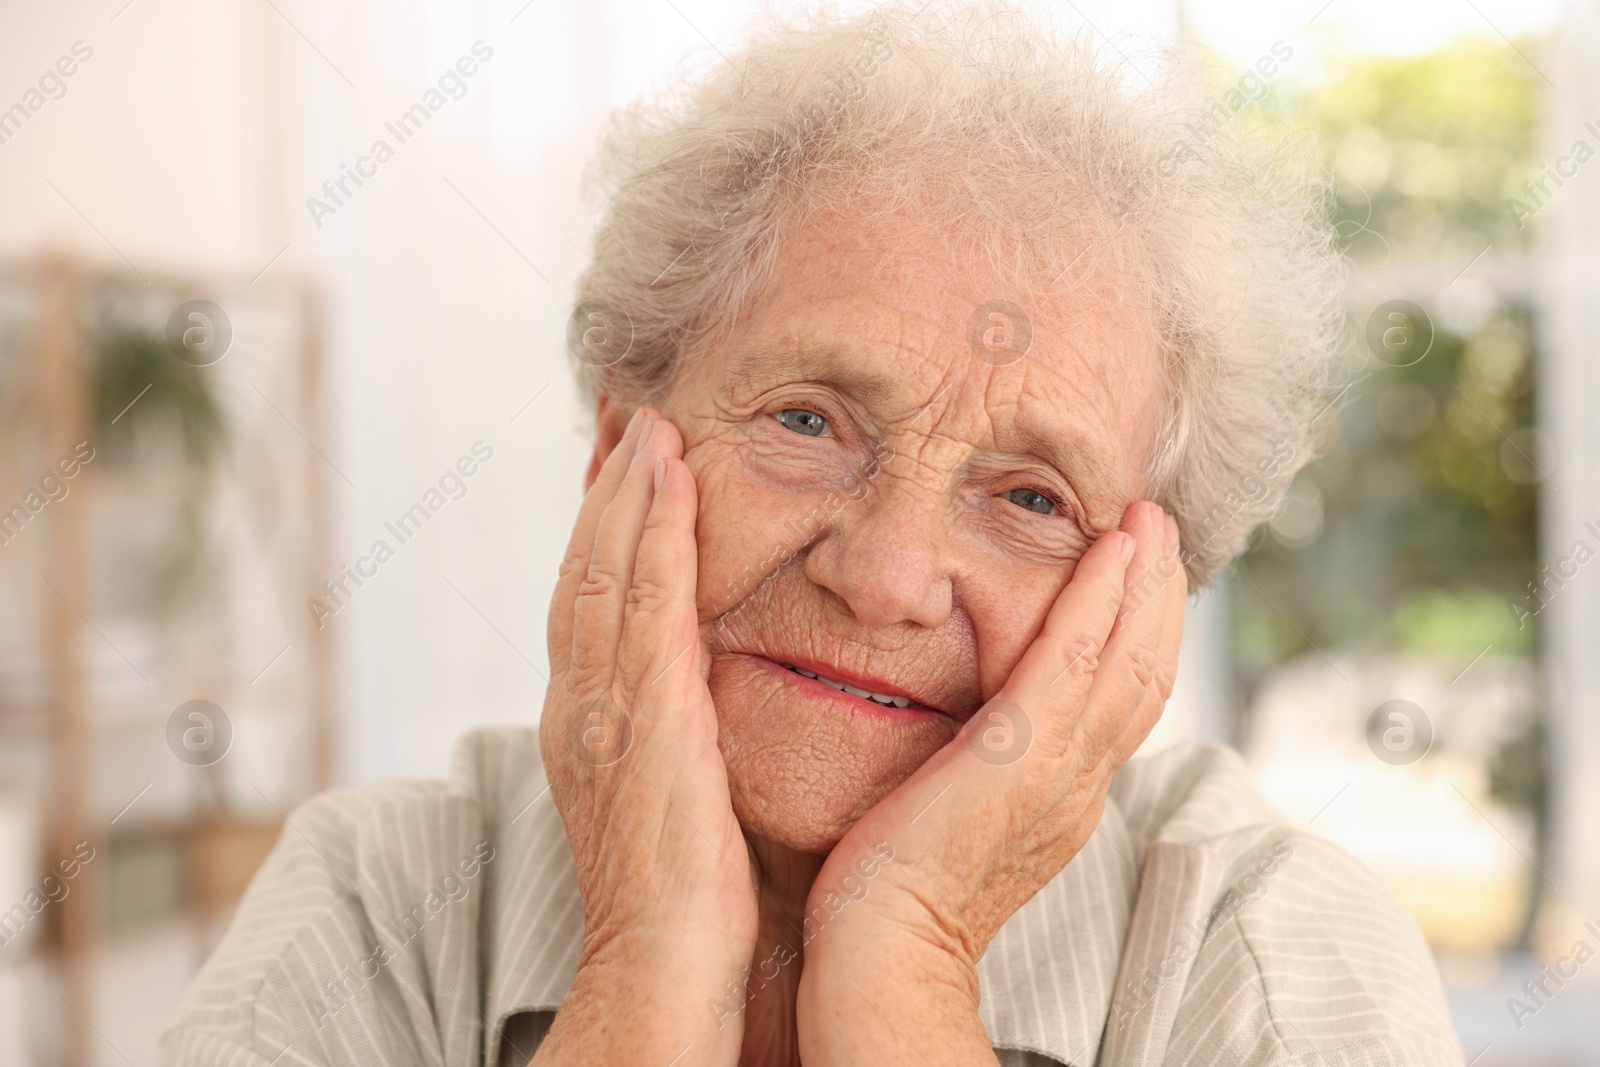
top-left (692, 462), bottom-right (789, 618)
top-left (965, 561), bottom-right (1074, 698)
top-left (689, 444), bottom-right (852, 620)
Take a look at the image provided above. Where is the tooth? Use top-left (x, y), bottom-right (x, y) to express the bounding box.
top-left (785, 663), bottom-right (916, 708)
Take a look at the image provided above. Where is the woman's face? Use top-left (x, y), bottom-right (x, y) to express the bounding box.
top-left (595, 211), bottom-right (1166, 853)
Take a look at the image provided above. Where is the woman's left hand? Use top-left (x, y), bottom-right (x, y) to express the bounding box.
top-left (796, 500), bottom-right (1185, 1065)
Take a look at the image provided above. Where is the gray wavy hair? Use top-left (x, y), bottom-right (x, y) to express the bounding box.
top-left (570, 1), bottom-right (1344, 587)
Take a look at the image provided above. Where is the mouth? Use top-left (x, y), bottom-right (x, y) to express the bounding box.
top-left (749, 653), bottom-right (951, 722)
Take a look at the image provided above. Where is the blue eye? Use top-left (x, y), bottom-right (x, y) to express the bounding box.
top-left (775, 408), bottom-right (830, 437)
top-left (1006, 488), bottom-right (1057, 515)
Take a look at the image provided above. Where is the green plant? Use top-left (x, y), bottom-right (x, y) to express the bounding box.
top-left (92, 321), bottom-right (226, 463)
top-left (90, 317), bottom-right (229, 612)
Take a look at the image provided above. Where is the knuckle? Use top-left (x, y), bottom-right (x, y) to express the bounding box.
top-left (1117, 644), bottom-right (1176, 703)
top-left (1070, 648), bottom-right (1100, 679)
top-left (1153, 661), bottom-right (1178, 701)
top-left (576, 560), bottom-right (627, 601)
top-left (1056, 641), bottom-right (1099, 683)
top-left (1124, 646), bottom-right (1159, 689)
top-left (625, 574), bottom-right (677, 616)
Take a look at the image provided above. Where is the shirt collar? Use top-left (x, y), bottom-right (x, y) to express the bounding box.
top-left (463, 728), bottom-right (1135, 1067)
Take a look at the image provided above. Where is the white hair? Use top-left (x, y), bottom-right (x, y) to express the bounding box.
top-left (570, 1), bottom-right (1344, 587)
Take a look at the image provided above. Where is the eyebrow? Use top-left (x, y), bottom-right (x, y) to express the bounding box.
top-left (722, 339), bottom-right (905, 410)
top-left (722, 338), bottom-right (1133, 525)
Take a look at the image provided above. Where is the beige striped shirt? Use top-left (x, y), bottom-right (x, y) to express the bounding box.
top-left (161, 728), bottom-right (1463, 1066)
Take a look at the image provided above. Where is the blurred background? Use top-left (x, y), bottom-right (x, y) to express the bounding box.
top-left (0, 0), bottom-right (1595, 1063)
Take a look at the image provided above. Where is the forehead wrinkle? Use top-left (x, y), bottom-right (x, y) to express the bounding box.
top-left (720, 337), bottom-right (910, 410)
top-left (991, 357), bottom-right (1136, 530)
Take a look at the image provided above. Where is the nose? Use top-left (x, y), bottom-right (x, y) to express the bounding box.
top-left (803, 476), bottom-right (953, 630)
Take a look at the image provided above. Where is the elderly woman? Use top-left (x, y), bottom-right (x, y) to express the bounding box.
top-left (164, 5), bottom-right (1463, 1066)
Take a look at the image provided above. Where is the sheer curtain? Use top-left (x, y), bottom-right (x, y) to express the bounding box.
top-left (291, 0), bottom-right (782, 783)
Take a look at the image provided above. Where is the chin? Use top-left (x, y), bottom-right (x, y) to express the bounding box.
top-left (709, 650), bottom-right (960, 853)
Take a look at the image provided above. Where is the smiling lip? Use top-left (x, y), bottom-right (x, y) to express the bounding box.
top-left (750, 653), bottom-right (949, 720)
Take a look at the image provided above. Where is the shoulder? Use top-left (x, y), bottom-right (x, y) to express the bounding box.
top-left (161, 727), bottom-right (538, 1066)
top-left (1104, 741), bottom-right (1464, 1067)
top-left (1109, 739), bottom-right (1283, 852)
top-left (1163, 833), bottom-right (1463, 1066)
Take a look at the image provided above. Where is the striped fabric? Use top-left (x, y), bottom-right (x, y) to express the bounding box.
top-left (160, 729), bottom-right (1463, 1066)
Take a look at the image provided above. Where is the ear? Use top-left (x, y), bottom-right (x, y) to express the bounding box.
top-left (583, 394), bottom-right (635, 493)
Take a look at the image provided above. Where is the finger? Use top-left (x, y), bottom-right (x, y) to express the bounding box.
top-left (547, 406), bottom-right (649, 677)
top-left (1109, 513), bottom-right (1187, 766)
top-left (1000, 525), bottom-right (1134, 717)
top-left (565, 413), bottom-right (664, 685)
top-left (1084, 502), bottom-right (1178, 766)
top-left (623, 447), bottom-right (711, 730)
top-left (630, 457), bottom-right (720, 751)
top-left (1157, 514), bottom-right (1188, 675)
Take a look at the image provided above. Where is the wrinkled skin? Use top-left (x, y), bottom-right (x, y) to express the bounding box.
top-left (537, 210), bottom-right (1186, 1067)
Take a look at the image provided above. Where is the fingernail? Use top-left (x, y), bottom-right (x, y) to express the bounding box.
top-left (622, 408), bottom-right (645, 441)
top-left (1119, 532), bottom-right (1136, 565)
top-left (653, 456), bottom-right (665, 491)
top-left (1164, 513), bottom-right (1179, 551)
top-left (634, 414), bottom-right (655, 454)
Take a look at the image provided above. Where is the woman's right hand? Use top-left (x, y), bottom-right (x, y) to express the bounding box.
top-left (535, 407), bottom-right (758, 1067)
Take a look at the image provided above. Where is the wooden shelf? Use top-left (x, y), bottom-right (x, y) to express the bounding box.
top-left (0, 253), bottom-right (333, 1067)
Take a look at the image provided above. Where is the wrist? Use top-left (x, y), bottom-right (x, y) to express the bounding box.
top-left (800, 875), bottom-right (981, 994)
top-left (579, 912), bottom-right (754, 973)
top-left (804, 923), bottom-right (980, 1009)
top-left (535, 925), bottom-right (750, 1067)
top-left (799, 926), bottom-right (990, 1066)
